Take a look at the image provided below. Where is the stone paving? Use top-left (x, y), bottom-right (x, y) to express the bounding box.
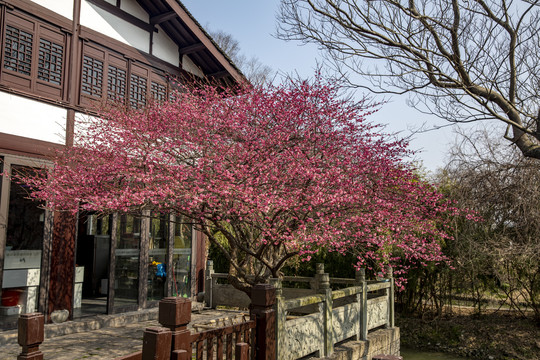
top-left (1, 308), bottom-right (244, 360)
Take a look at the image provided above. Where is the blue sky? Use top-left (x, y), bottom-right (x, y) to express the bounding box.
top-left (182, 0), bottom-right (453, 172)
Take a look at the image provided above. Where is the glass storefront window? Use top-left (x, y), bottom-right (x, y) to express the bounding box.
top-left (113, 214), bottom-right (140, 308)
top-left (147, 212), bottom-right (167, 301)
top-left (172, 217), bottom-right (192, 298)
top-left (1, 165), bottom-right (44, 325)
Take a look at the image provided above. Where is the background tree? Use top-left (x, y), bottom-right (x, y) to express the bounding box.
top-left (277, 0), bottom-right (540, 159)
top-left (440, 128), bottom-right (540, 319)
top-left (211, 29), bottom-right (274, 85)
top-left (20, 80), bottom-right (462, 294)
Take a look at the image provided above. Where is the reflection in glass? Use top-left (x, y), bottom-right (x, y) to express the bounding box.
top-left (2, 165), bottom-right (44, 326)
top-left (113, 214), bottom-right (140, 308)
top-left (147, 212), bottom-right (167, 301)
top-left (173, 217), bottom-right (192, 298)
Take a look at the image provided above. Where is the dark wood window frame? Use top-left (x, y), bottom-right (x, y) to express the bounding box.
top-left (0, 4), bottom-right (186, 112)
top-left (0, 8), bottom-right (69, 102)
top-left (80, 41), bottom-right (170, 109)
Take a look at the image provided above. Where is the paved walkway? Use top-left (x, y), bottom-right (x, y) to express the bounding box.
top-left (1, 307), bottom-right (244, 360)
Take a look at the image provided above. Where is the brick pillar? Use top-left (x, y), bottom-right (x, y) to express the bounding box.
top-left (158, 297), bottom-right (192, 354)
top-left (250, 283), bottom-right (276, 360)
top-left (18, 313), bottom-right (44, 360)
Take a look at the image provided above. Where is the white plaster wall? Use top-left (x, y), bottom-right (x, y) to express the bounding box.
top-left (182, 55), bottom-right (204, 78)
top-left (120, 0), bottom-right (149, 22)
top-left (74, 112), bottom-right (98, 146)
top-left (30, 0), bottom-right (73, 20)
top-left (81, 0), bottom-right (150, 53)
top-left (153, 25), bottom-right (180, 66)
top-left (0, 92), bottom-right (66, 145)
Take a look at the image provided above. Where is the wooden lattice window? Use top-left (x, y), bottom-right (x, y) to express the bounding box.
top-left (108, 65), bottom-right (127, 101)
top-left (81, 55), bottom-right (104, 97)
top-left (130, 73), bottom-right (147, 108)
top-left (4, 25), bottom-right (33, 76)
top-left (38, 38), bottom-right (63, 85)
top-left (151, 81), bottom-right (167, 102)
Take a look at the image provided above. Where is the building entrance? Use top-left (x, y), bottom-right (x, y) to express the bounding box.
top-left (74, 214), bottom-right (110, 317)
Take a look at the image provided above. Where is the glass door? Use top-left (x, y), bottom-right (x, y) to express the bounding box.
top-left (0, 158), bottom-right (48, 329)
top-left (113, 214), bottom-right (140, 310)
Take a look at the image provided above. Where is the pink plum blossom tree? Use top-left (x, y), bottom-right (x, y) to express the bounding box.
top-left (20, 79), bottom-right (461, 294)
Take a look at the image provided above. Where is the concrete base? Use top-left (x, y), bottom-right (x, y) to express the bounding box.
top-left (315, 327), bottom-right (400, 360)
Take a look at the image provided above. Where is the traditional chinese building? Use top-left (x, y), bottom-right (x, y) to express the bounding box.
top-left (0, 0), bottom-right (242, 329)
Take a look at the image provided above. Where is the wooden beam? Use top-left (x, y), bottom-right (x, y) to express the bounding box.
top-left (150, 11), bottom-right (177, 25)
top-left (179, 42), bottom-right (205, 55)
top-left (86, 0), bottom-right (155, 33)
top-left (208, 70), bottom-right (229, 79)
top-left (164, 0), bottom-right (244, 83)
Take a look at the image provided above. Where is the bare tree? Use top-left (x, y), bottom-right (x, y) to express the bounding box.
top-left (441, 127), bottom-right (540, 319)
top-left (211, 29), bottom-right (274, 85)
top-left (277, 0), bottom-right (540, 159)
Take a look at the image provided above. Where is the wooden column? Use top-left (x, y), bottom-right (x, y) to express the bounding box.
top-left (250, 283), bottom-right (276, 360)
top-left (18, 313), bottom-right (44, 360)
top-left (107, 213), bottom-right (118, 313)
top-left (138, 210), bottom-right (150, 309)
top-left (166, 214), bottom-right (175, 297)
top-left (48, 212), bottom-right (77, 320)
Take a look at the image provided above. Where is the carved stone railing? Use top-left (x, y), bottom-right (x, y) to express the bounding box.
top-left (274, 264), bottom-right (394, 359)
top-left (203, 262), bottom-right (395, 359)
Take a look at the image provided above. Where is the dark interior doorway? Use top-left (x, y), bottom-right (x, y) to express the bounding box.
top-left (74, 214), bottom-right (111, 317)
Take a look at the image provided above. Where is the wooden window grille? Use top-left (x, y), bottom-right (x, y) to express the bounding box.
top-left (151, 81), bottom-right (167, 102)
top-left (82, 55), bottom-right (104, 97)
top-left (4, 25), bottom-right (33, 76)
top-left (130, 73), bottom-right (147, 108)
top-left (38, 38), bottom-right (63, 85)
top-left (108, 65), bottom-right (127, 101)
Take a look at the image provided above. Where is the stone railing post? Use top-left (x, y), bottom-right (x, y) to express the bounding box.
top-left (141, 327), bottom-right (172, 360)
top-left (268, 278), bottom-right (282, 298)
top-left (18, 313), bottom-right (44, 360)
top-left (204, 260), bottom-right (214, 308)
top-left (386, 266), bottom-right (395, 328)
top-left (357, 268), bottom-right (368, 341)
top-left (158, 297), bottom-right (192, 355)
top-left (317, 264), bottom-right (333, 357)
top-left (250, 283), bottom-right (276, 360)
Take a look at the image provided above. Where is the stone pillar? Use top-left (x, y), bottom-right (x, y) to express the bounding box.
top-left (268, 278), bottom-right (282, 298)
top-left (386, 266), bottom-right (395, 328)
top-left (358, 268), bottom-right (368, 341)
top-left (158, 297), bottom-right (192, 354)
top-left (317, 264), bottom-right (333, 357)
top-left (250, 283), bottom-right (276, 360)
top-left (18, 313), bottom-right (44, 360)
top-left (204, 260), bottom-right (214, 308)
